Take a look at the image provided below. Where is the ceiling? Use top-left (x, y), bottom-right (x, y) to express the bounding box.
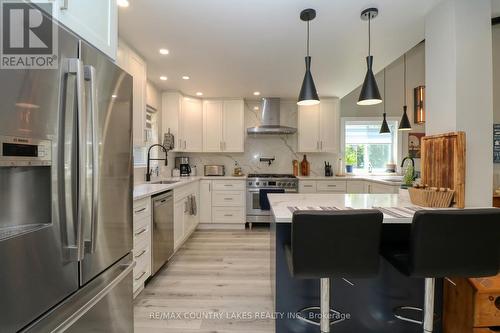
top-left (119, 0), bottom-right (443, 99)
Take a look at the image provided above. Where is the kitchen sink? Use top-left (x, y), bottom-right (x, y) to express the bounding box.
top-left (150, 180), bottom-right (179, 185)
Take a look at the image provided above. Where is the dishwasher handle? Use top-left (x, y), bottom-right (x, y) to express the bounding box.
top-left (153, 191), bottom-right (173, 206)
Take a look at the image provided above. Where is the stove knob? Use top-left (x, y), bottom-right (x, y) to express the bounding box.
top-left (287, 182), bottom-right (292, 186)
top-left (256, 182), bottom-right (260, 186)
top-left (248, 182), bottom-right (252, 186)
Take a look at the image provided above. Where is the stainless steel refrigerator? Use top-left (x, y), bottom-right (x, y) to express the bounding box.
top-left (0, 11), bottom-right (134, 333)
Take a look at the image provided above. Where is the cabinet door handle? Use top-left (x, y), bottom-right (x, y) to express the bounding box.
top-left (178, 139), bottom-right (182, 149)
top-left (316, 141), bottom-right (319, 150)
top-left (224, 214), bottom-right (233, 217)
top-left (134, 207), bottom-right (146, 214)
top-left (134, 249), bottom-right (147, 259)
top-left (304, 185), bottom-right (313, 188)
top-left (224, 184), bottom-right (233, 187)
top-left (134, 228), bottom-right (147, 236)
top-left (223, 197), bottom-right (233, 201)
top-left (220, 141), bottom-right (223, 151)
top-left (320, 141), bottom-right (323, 150)
top-left (208, 183), bottom-right (211, 192)
top-left (134, 271), bottom-right (147, 281)
top-left (327, 184), bottom-right (337, 187)
top-left (184, 140), bottom-right (187, 149)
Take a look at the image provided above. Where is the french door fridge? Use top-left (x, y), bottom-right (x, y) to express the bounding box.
top-left (0, 13), bottom-right (134, 333)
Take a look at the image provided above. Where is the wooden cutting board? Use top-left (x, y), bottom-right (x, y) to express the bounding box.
top-left (420, 132), bottom-right (466, 208)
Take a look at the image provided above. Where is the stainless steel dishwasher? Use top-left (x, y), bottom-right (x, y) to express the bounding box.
top-left (152, 191), bottom-right (174, 275)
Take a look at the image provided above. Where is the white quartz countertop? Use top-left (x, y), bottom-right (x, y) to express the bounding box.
top-left (268, 193), bottom-right (423, 224)
top-left (297, 175), bottom-right (403, 186)
top-left (133, 176), bottom-right (247, 200)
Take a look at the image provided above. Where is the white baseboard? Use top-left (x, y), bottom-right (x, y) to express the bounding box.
top-left (197, 223), bottom-right (246, 230)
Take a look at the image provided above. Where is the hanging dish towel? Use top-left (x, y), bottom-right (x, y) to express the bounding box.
top-left (259, 189), bottom-right (285, 211)
top-left (190, 195), bottom-right (197, 216)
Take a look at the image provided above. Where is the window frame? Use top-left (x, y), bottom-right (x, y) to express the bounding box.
top-left (340, 117), bottom-right (403, 174)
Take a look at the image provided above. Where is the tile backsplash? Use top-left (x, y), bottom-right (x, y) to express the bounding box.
top-left (182, 99), bottom-right (339, 176)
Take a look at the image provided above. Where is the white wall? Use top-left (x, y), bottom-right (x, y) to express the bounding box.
top-left (425, 0), bottom-right (493, 206)
top-left (340, 42), bottom-right (426, 171)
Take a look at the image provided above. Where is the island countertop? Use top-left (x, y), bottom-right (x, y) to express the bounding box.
top-left (268, 193), bottom-right (425, 224)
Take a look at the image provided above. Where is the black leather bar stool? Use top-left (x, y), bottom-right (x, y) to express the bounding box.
top-left (285, 210), bottom-right (384, 332)
top-left (381, 209), bottom-right (500, 333)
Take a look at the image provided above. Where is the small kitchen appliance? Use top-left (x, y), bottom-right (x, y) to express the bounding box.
top-left (204, 165), bottom-right (225, 176)
top-left (175, 157), bottom-right (191, 177)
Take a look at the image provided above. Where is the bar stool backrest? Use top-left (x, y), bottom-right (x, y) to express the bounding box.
top-left (410, 209), bottom-right (500, 278)
top-left (290, 210), bottom-right (383, 279)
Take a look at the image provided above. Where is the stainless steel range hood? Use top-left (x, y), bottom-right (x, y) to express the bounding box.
top-left (247, 98), bottom-right (297, 135)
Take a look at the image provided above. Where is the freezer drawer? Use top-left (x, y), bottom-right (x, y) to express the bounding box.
top-left (23, 254), bottom-right (135, 333)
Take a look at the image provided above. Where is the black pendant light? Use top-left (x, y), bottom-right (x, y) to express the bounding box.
top-left (358, 8), bottom-right (382, 106)
top-left (380, 69), bottom-right (390, 134)
top-left (399, 54), bottom-right (412, 131)
top-left (297, 9), bottom-right (320, 106)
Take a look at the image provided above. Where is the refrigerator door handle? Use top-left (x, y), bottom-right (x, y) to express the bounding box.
top-left (61, 58), bottom-right (86, 262)
top-left (84, 65), bottom-right (99, 254)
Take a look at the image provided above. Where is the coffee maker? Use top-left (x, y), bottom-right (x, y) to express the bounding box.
top-left (175, 157), bottom-right (191, 177)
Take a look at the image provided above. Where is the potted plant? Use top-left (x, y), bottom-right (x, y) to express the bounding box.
top-left (345, 147), bottom-right (357, 174)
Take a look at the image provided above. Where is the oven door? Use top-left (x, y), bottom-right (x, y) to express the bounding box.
top-left (246, 188), bottom-right (288, 215)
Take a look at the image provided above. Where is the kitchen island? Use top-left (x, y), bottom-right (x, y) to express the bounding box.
top-left (268, 193), bottom-right (443, 333)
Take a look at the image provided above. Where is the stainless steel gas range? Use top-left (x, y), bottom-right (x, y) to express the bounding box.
top-left (246, 174), bottom-right (298, 224)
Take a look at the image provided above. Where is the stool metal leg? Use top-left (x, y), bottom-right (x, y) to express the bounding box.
top-left (320, 278), bottom-right (330, 333)
top-left (423, 278), bottom-right (435, 333)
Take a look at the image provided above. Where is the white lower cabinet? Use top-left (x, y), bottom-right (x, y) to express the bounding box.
top-left (199, 180), bottom-right (212, 223)
top-left (346, 181), bottom-right (366, 194)
top-left (199, 180), bottom-right (246, 228)
top-left (173, 182), bottom-right (200, 250)
top-left (299, 179), bottom-right (400, 194)
top-left (132, 197), bottom-right (152, 296)
top-left (366, 182), bottom-right (400, 194)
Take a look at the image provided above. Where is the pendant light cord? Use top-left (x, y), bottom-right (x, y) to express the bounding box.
top-left (368, 14), bottom-right (371, 56)
top-left (383, 68), bottom-right (386, 113)
top-left (403, 53), bottom-right (407, 105)
top-left (307, 20), bottom-right (310, 56)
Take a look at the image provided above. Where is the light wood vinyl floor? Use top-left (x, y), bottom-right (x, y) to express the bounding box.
top-left (134, 229), bottom-right (274, 333)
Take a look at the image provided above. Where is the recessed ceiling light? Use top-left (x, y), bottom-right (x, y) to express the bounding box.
top-left (253, 106), bottom-right (259, 110)
top-left (111, 95), bottom-right (118, 98)
top-left (117, 0), bottom-right (129, 8)
top-left (160, 76), bottom-right (168, 81)
top-left (159, 48), bottom-right (169, 55)
top-left (196, 92), bottom-right (203, 96)
top-left (182, 76), bottom-right (190, 80)
top-left (253, 91), bottom-right (261, 96)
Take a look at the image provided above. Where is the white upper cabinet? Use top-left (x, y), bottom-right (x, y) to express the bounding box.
top-left (297, 104), bottom-right (321, 152)
top-left (58, 0), bottom-right (118, 59)
top-left (298, 98), bottom-right (340, 153)
top-left (117, 41), bottom-right (147, 146)
top-left (181, 98), bottom-right (203, 152)
top-left (222, 100), bottom-right (245, 152)
top-left (203, 99), bottom-right (244, 153)
top-left (203, 101), bottom-right (224, 152)
top-left (162, 93), bottom-right (203, 152)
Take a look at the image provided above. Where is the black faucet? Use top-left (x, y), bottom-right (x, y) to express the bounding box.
top-left (400, 156), bottom-right (415, 179)
top-left (146, 144), bottom-right (168, 182)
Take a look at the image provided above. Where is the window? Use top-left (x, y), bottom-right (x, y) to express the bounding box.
top-left (134, 105), bottom-right (159, 166)
top-left (343, 119), bottom-right (399, 173)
